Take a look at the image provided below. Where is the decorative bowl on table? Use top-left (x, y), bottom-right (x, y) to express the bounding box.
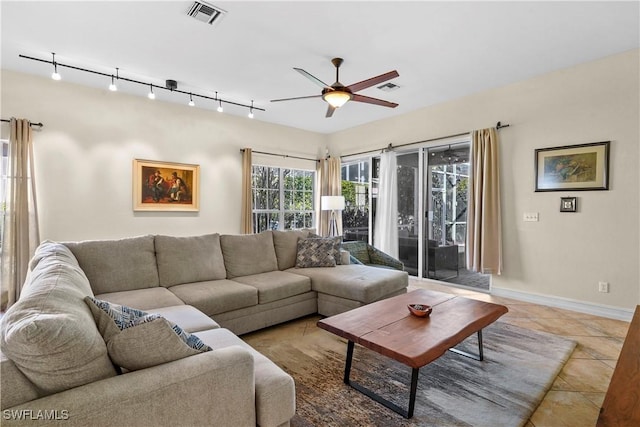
top-left (408, 304), bottom-right (432, 317)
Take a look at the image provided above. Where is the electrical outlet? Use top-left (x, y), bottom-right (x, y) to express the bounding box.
top-left (523, 212), bottom-right (539, 222)
top-left (598, 282), bottom-right (609, 293)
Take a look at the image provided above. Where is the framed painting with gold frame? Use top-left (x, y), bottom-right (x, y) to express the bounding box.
top-left (133, 159), bottom-right (200, 211)
top-left (535, 141), bottom-right (610, 191)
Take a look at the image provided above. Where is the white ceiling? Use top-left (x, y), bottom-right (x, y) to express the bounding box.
top-left (1, 1), bottom-right (639, 134)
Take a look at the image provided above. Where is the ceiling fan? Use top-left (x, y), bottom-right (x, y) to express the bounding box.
top-left (271, 57), bottom-right (399, 118)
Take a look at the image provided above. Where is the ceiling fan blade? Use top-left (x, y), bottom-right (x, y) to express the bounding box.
top-left (270, 95), bottom-right (322, 103)
top-left (346, 70), bottom-right (399, 93)
top-left (351, 94), bottom-right (399, 108)
top-left (325, 105), bottom-right (336, 118)
top-left (294, 67), bottom-right (331, 88)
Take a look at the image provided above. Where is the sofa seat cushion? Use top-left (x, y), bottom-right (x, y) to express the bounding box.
top-left (85, 297), bottom-right (212, 371)
top-left (1, 352), bottom-right (42, 409)
top-left (64, 235), bottom-right (159, 294)
top-left (168, 280), bottom-right (258, 316)
top-left (95, 287), bottom-right (185, 311)
top-left (288, 264), bottom-right (408, 304)
top-left (0, 242), bottom-right (117, 395)
top-left (155, 234), bottom-right (227, 287)
top-left (231, 271), bottom-right (312, 304)
top-left (220, 231), bottom-right (278, 278)
top-left (195, 328), bottom-right (295, 427)
top-left (148, 305), bottom-right (220, 333)
top-left (272, 229), bottom-right (312, 270)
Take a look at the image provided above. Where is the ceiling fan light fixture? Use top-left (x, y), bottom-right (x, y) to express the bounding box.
top-left (323, 90), bottom-right (352, 108)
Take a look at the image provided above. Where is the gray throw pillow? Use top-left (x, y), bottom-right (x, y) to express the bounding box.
top-left (85, 297), bottom-right (212, 371)
top-left (295, 238), bottom-right (337, 268)
top-left (308, 233), bottom-right (342, 265)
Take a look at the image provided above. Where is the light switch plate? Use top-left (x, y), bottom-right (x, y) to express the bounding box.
top-left (523, 212), bottom-right (539, 222)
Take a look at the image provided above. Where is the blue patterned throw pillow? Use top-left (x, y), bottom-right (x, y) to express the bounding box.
top-left (85, 297), bottom-right (212, 371)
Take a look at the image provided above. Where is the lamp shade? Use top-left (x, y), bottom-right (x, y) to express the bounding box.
top-left (322, 91), bottom-right (352, 108)
top-left (321, 195), bottom-right (345, 211)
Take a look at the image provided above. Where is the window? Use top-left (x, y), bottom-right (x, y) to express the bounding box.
top-left (0, 140), bottom-right (8, 250)
top-left (252, 165), bottom-right (315, 233)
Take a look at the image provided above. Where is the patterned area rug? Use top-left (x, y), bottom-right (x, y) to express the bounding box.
top-left (276, 322), bottom-right (575, 427)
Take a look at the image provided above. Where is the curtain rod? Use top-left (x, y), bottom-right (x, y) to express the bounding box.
top-left (1, 119), bottom-right (44, 129)
top-left (240, 149), bottom-right (319, 162)
top-left (341, 121), bottom-right (510, 159)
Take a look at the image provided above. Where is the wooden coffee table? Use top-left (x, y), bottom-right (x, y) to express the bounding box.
top-left (317, 289), bottom-right (509, 418)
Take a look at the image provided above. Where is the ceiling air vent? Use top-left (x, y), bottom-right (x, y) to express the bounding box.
top-left (377, 82), bottom-right (400, 92)
top-left (187, 1), bottom-right (227, 26)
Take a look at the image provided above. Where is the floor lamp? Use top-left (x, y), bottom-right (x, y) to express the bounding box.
top-left (321, 196), bottom-right (345, 238)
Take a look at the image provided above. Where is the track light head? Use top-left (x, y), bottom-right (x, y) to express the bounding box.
top-left (109, 68), bottom-right (119, 91)
top-left (248, 100), bottom-right (254, 118)
top-left (188, 93), bottom-right (195, 107)
top-left (109, 75), bottom-right (117, 92)
top-left (51, 53), bottom-right (61, 80)
top-left (148, 84), bottom-right (155, 100)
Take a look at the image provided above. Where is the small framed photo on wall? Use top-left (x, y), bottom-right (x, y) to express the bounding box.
top-left (560, 197), bottom-right (577, 213)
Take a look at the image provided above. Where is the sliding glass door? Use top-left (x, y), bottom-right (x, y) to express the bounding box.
top-left (424, 145), bottom-right (470, 280)
top-left (397, 152), bottom-right (421, 276)
top-left (341, 140), bottom-right (488, 289)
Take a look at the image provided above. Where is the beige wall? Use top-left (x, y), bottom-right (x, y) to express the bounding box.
top-left (328, 49), bottom-right (640, 310)
top-left (0, 70), bottom-right (325, 240)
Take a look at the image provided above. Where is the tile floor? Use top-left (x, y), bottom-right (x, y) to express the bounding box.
top-left (243, 278), bottom-right (630, 427)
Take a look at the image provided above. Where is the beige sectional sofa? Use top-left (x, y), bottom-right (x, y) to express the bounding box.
top-left (0, 229), bottom-right (408, 426)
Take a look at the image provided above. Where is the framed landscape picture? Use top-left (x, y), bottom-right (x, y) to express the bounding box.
top-left (133, 159), bottom-right (200, 211)
top-left (534, 141), bottom-right (610, 191)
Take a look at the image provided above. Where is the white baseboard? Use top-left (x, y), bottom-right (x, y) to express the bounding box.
top-left (491, 287), bottom-right (635, 322)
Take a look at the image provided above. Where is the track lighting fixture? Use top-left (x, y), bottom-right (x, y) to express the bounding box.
top-left (50, 53), bottom-right (61, 80)
top-left (109, 68), bottom-right (119, 92)
top-left (248, 100), bottom-right (254, 119)
top-left (20, 53), bottom-right (263, 116)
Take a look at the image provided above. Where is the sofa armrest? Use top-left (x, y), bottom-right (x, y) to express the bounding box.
top-left (339, 249), bottom-right (351, 265)
top-left (2, 346), bottom-right (256, 427)
top-left (368, 246), bottom-right (404, 271)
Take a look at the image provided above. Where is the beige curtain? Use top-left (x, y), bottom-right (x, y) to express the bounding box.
top-left (315, 158), bottom-right (328, 235)
top-left (467, 128), bottom-right (502, 275)
top-left (316, 156), bottom-right (342, 237)
top-left (240, 148), bottom-right (253, 234)
top-left (1, 118), bottom-right (40, 309)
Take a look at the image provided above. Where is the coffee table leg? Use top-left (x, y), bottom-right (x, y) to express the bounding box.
top-left (449, 330), bottom-right (484, 361)
top-left (344, 340), bottom-right (355, 384)
top-left (343, 340), bottom-right (420, 419)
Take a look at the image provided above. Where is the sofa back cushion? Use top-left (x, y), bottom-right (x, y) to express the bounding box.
top-left (64, 235), bottom-right (159, 294)
top-left (155, 234), bottom-right (227, 287)
top-left (220, 231), bottom-right (278, 278)
top-left (272, 229), bottom-right (312, 270)
top-left (0, 242), bottom-right (117, 395)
